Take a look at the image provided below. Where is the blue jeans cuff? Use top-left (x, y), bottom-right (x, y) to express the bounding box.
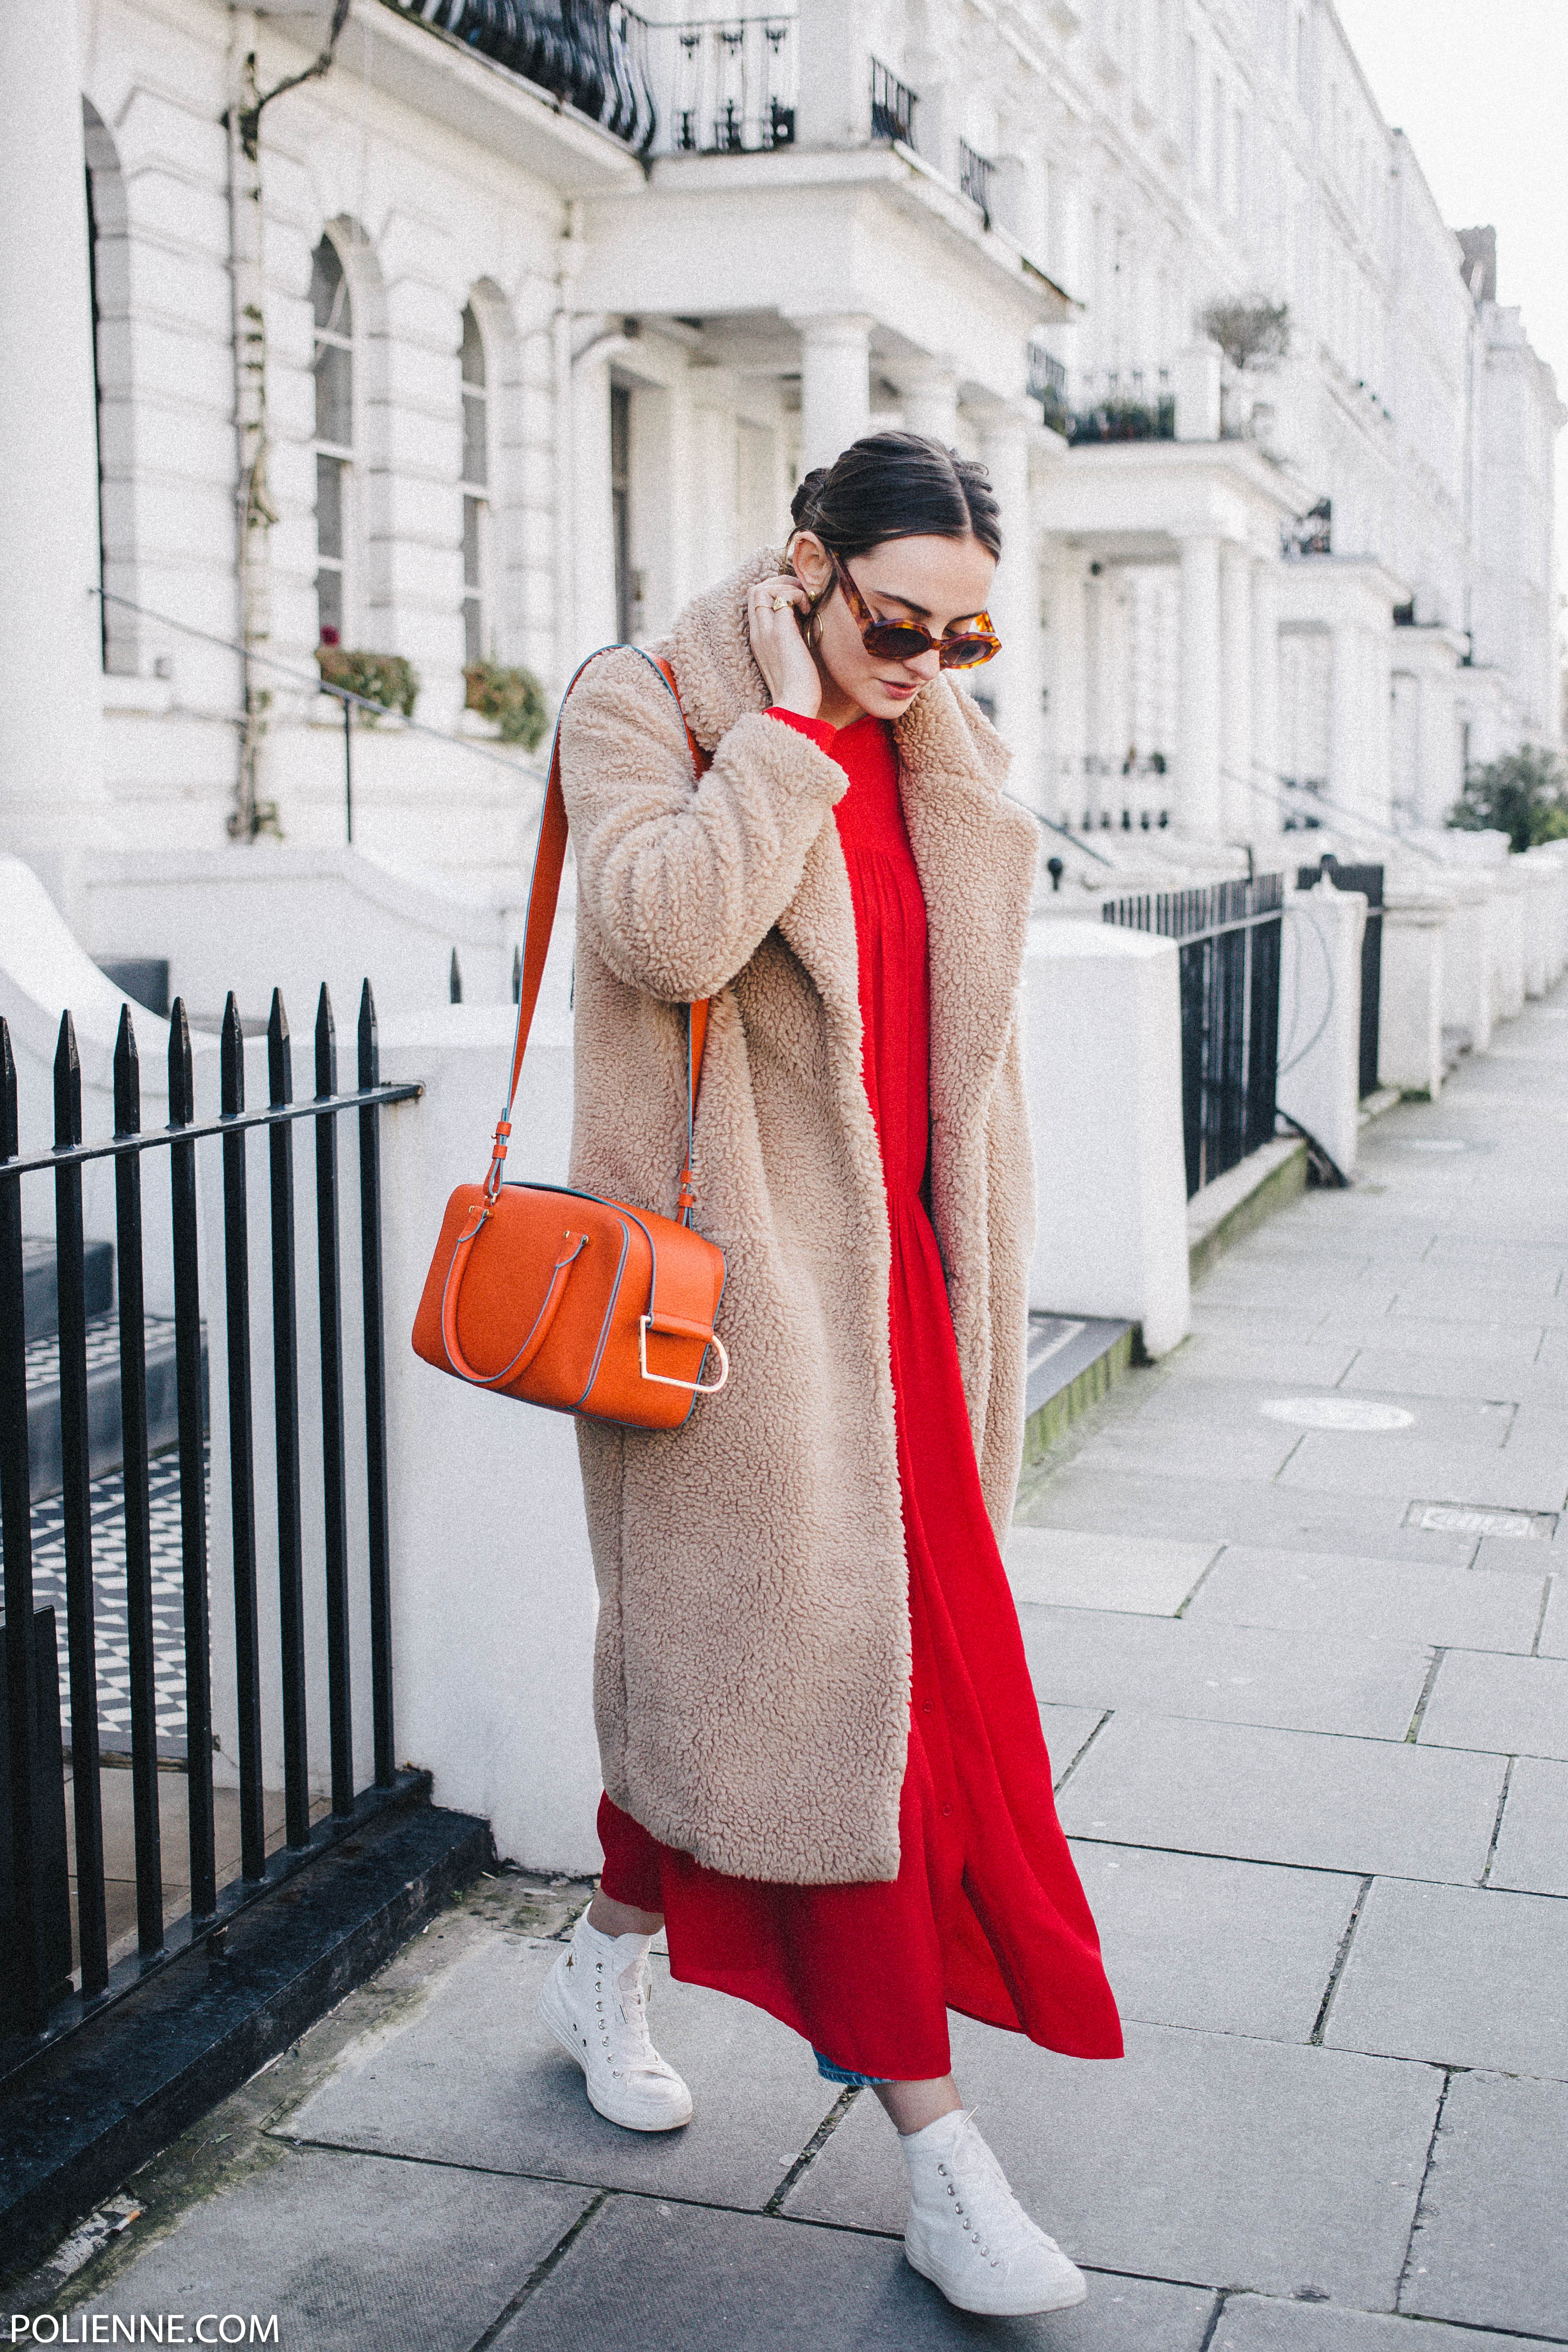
top-left (812, 2048), bottom-right (892, 2087)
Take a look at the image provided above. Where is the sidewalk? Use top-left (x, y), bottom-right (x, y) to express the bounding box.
top-left (14, 991), bottom-right (1568, 2349)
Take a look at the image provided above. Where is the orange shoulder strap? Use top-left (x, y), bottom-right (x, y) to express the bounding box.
top-left (484, 647), bottom-right (714, 1221)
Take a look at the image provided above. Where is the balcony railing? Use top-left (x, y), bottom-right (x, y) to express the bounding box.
top-left (647, 15), bottom-right (795, 156)
top-left (383, 0), bottom-right (658, 153)
top-left (870, 57), bottom-right (917, 146)
top-left (958, 139), bottom-right (995, 226)
top-left (1029, 346), bottom-right (1068, 425)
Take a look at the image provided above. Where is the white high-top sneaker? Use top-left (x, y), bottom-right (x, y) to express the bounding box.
top-left (901, 2107), bottom-right (1086, 2316)
top-left (536, 1912), bottom-right (694, 2132)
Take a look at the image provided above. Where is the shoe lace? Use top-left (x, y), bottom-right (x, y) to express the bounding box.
top-left (939, 2116), bottom-right (1049, 2268)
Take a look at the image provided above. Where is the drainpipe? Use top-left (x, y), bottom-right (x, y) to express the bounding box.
top-left (225, 0), bottom-right (349, 841)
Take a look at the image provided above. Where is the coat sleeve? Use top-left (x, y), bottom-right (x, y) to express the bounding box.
top-left (975, 1011), bottom-right (1035, 1541)
top-left (558, 647), bottom-right (847, 1002)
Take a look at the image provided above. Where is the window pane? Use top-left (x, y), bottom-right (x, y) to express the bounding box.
top-left (311, 238), bottom-right (351, 337)
top-left (463, 492), bottom-right (484, 592)
top-left (316, 452), bottom-right (344, 562)
top-left (463, 594), bottom-right (483, 669)
top-left (317, 559), bottom-right (343, 644)
top-left (462, 389), bottom-right (487, 488)
top-left (460, 301), bottom-right (486, 389)
top-left (315, 339), bottom-right (353, 448)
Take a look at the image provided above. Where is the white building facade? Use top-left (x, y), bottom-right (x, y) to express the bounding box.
top-left (1, 0), bottom-right (1561, 974)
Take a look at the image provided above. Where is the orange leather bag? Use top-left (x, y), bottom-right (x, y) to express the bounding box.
top-left (411, 650), bottom-right (728, 1430)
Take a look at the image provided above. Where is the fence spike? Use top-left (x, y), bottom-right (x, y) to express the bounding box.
top-left (268, 988), bottom-right (292, 1108)
top-left (113, 1003), bottom-right (140, 1134)
top-left (167, 998), bottom-right (195, 1127)
top-left (53, 1010), bottom-right (81, 1134)
top-left (1, 1017), bottom-right (16, 1159)
top-left (315, 984), bottom-right (337, 1099)
top-left (357, 978), bottom-right (378, 1090)
top-left (220, 992), bottom-right (245, 1116)
top-left (449, 949), bottom-right (462, 1004)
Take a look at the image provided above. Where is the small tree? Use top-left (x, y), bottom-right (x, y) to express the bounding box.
top-left (1448, 743), bottom-right (1568, 853)
top-left (1199, 298), bottom-right (1291, 372)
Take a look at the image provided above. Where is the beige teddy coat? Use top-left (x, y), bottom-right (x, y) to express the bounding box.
top-left (559, 548), bottom-right (1040, 1886)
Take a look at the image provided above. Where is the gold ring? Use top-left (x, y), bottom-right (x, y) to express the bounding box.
top-left (771, 596), bottom-right (788, 610)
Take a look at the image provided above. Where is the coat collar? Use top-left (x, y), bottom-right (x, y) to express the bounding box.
top-left (660, 551), bottom-right (1040, 1121)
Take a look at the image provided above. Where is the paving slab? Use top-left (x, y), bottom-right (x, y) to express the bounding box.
top-left (784, 2019), bottom-right (1441, 2311)
top-left (1017, 1607), bottom-right (1430, 1740)
top-left (1210, 2298), bottom-right (1566, 2351)
top-left (1176, 1336), bottom-right (1363, 1388)
top-left (1401, 2071), bottom-right (1568, 2341)
top-left (1322, 1876), bottom-right (1568, 2077)
top-left (1069, 1842), bottom-right (1358, 2040)
top-left (1488, 1755), bottom-right (1568, 1895)
top-left (1416, 1648), bottom-right (1568, 1760)
top-left (1331, 1317), bottom-right (1548, 1366)
top-left (1181, 1547), bottom-right (1545, 1654)
top-left (1340, 1348), bottom-right (1554, 1402)
top-left (499, 2193), bottom-right (1218, 2352)
top-left (1016, 1466), bottom-right (1481, 1569)
top-left (1067, 1419), bottom-right (1305, 1486)
top-left (72, 2145), bottom-right (589, 2352)
top-left (1054, 1713), bottom-right (1506, 1882)
top-left (1538, 1572), bottom-right (1566, 1656)
top-left (1005, 1525), bottom-right (1219, 1616)
top-left (1127, 1381), bottom-right (1515, 1450)
top-left (1042, 1702), bottom-right (1111, 1782)
top-left (1275, 1433), bottom-right (1568, 1513)
top-left (282, 1934), bottom-right (838, 2209)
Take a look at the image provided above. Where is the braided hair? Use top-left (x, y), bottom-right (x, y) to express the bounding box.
top-left (789, 430), bottom-right (1002, 559)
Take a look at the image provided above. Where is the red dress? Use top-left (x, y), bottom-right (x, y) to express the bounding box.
top-left (598, 708), bottom-right (1123, 2079)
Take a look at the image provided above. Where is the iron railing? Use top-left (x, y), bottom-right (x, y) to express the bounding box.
top-left (870, 57), bottom-right (917, 146)
top-left (958, 139), bottom-right (995, 225)
top-left (1299, 854), bottom-right (1384, 1098)
top-left (1029, 346), bottom-right (1068, 421)
top-left (1, 983), bottom-right (419, 2062)
top-left (650, 15), bottom-right (794, 154)
top-left (1103, 875), bottom-right (1284, 1197)
top-left (383, 0), bottom-right (659, 153)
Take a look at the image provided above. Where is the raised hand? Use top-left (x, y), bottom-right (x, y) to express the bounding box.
top-left (746, 575), bottom-right (823, 718)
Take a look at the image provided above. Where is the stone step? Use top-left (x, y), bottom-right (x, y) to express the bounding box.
top-left (1022, 1312), bottom-right (1134, 1464)
top-left (23, 1311), bottom-right (194, 1505)
top-left (21, 1238), bottom-right (116, 1342)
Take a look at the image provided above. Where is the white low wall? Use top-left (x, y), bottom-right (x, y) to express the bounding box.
top-left (82, 844), bottom-right (538, 1026)
top-left (1022, 917), bottom-right (1190, 1357)
top-left (1277, 883), bottom-right (1365, 1178)
top-left (1379, 884), bottom-right (1450, 1098)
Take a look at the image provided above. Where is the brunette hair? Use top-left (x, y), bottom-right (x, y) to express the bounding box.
top-left (789, 430), bottom-right (1002, 561)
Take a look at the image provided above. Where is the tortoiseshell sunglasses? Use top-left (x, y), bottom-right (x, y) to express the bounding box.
top-left (812, 549), bottom-right (1002, 669)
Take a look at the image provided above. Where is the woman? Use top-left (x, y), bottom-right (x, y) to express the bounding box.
top-left (537, 431), bottom-right (1122, 2317)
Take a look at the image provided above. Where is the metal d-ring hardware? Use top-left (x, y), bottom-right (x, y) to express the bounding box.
top-left (638, 1315), bottom-right (730, 1394)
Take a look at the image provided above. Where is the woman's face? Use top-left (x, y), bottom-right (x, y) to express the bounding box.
top-left (790, 530), bottom-right (997, 724)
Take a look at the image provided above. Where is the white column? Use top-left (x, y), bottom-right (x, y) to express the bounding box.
top-left (791, 313), bottom-right (872, 475)
top-left (977, 402), bottom-right (1042, 804)
top-left (1048, 556), bottom-right (1089, 824)
top-left (0, 5), bottom-right (106, 918)
top-left (902, 360), bottom-right (959, 445)
top-left (794, 0), bottom-right (872, 147)
top-left (1219, 542), bottom-right (1254, 842)
top-left (1176, 531), bottom-right (1222, 838)
top-left (1414, 663), bottom-right (1458, 829)
top-left (1330, 618), bottom-right (1363, 823)
top-left (569, 328), bottom-right (631, 663)
top-left (1251, 555), bottom-right (1281, 839)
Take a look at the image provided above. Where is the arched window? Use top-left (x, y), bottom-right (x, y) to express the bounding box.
top-left (312, 237), bottom-right (354, 642)
top-left (460, 302), bottom-right (488, 666)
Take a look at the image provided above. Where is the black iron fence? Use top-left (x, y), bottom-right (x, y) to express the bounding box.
top-left (1104, 876), bottom-right (1285, 1198)
top-left (383, 0), bottom-right (658, 152)
top-left (958, 139), bottom-right (996, 225)
top-left (1, 983), bottom-right (419, 2061)
top-left (1298, 854), bottom-right (1384, 1099)
top-left (653, 15), bottom-right (795, 154)
top-left (870, 57), bottom-right (917, 146)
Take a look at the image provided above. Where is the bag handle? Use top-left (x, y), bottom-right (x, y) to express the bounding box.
top-left (484, 648), bottom-right (713, 1223)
